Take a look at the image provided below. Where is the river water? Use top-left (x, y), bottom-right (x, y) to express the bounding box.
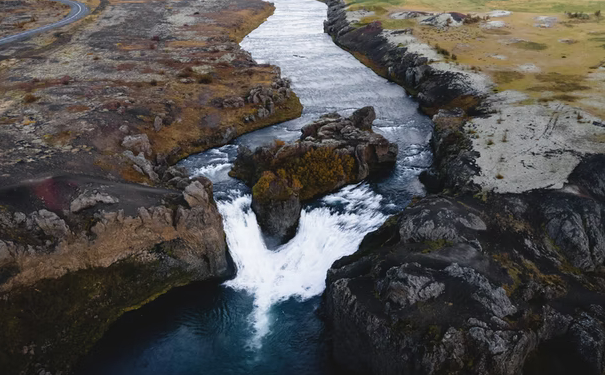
top-left (77, 0), bottom-right (433, 373)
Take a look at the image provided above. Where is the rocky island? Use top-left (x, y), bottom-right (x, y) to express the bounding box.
top-left (230, 106), bottom-right (397, 243)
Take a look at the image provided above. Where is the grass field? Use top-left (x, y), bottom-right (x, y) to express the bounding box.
top-left (347, 0), bottom-right (604, 14)
top-left (346, 0), bottom-right (605, 118)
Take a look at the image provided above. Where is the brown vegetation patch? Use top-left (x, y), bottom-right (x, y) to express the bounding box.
top-left (116, 63), bottom-right (137, 72)
top-left (117, 44), bottom-right (149, 51)
top-left (22, 94), bottom-right (39, 104)
top-left (44, 131), bottom-right (75, 147)
top-left (482, 29), bottom-right (512, 35)
top-left (513, 41), bottom-right (548, 51)
top-left (66, 105), bottom-right (90, 113)
top-left (120, 164), bottom-right (152, 184)
top-left (168, 41), bottom-right (209, 48)
top-left (493, 71), bottom-right (525, 84)
top-left (529, 72), bottom-right (590, 92)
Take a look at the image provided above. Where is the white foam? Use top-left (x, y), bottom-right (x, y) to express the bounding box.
top-left (191, 162), bottom-right (231, 180)
top-left (219, 185), bottom-right (386, 348)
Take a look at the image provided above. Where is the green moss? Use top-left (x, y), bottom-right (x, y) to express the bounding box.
top-left (493, 71), bottom-right (525, 84)
top-left (426, 325), bottom-right (442, 343)
top-left (0, 259), bottom-right (194, 374)
top-left (252, 147), bottom-right (356, 202)
top-left (513, 41), bottom-right (548, 51)
top-left (421, 239), bottom-right (453, 253)
top-left (492, 253), bottom-right (523, 296)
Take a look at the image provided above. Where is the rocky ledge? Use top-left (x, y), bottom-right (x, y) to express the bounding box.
top-left (325, 167), bottom-right (605, 374)
top-left (322, 84), bottom-right (605, 375)
top-left (0, 171), bottom-right (231, 374)
top-left (230, 106), bottom-right (398, 243)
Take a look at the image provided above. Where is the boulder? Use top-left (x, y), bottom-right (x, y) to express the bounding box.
top-left (153, 116), bottom-right (163, 132)
top-left (123, 151), bottom-right (159, 183)
top-left (121, 134), bottom-right (152, 156)
top-left (183, 181), bottom-right (209, 208)
top-left (32, 209), bottom-right (70, 239)
top-left (349, 106), bottom-right (376, 130)
top-left (70, 192), bottom-right (119, 213)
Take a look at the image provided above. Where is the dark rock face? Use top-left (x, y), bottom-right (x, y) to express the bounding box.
top-left (324, 192), bottom-right (605, 375)
top-left (251, 193), bottom-right (301, 243)
top-left (230, 107), bottom-right (397, 243)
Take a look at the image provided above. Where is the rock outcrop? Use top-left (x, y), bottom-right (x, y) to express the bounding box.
top-left (0, 175), bottom-right (231, 374)
top-left (325, 187), bottom-right (605, 375)
top-left (230, 106), bottom-right (398, 243)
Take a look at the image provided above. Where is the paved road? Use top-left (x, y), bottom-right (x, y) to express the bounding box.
top-left (0, 0), bottom-right (89, 47)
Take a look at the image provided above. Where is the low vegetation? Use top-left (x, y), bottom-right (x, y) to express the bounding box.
top-left (346, 0), bottom-right (605, 118)
top-left (253, 147), bottom-right (356, 201)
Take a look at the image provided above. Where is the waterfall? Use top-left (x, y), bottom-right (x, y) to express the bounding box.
top-left (217, 184), bottom-right (386, 348)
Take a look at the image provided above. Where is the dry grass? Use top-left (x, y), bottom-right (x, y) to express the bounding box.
top-left (346, 0), bottom-right (605, 13)
top-left (346, 1), bottom-right (605, 118)
top-left (493, 71), bottom-right (525, 84)
top-left (43, 131), bottom-right (75, 147)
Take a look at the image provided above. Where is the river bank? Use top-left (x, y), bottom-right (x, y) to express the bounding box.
top-left (0, 0), bottom-right (302, 373)
top-left (322, 0), bottom-right (605, 373)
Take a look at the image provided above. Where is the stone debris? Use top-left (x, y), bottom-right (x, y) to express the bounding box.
top-left (123, 150), bottom-right (159, 182)
top-left (487, 10), bottom-right (512, 18)
top-left (32, 209), bottom-right (70, 239)
top-left (153, 116), bottom-right (163, 132)
top-left (70, 192), bottom-right (119, 213)
top-left (534, 16), bottom-right (558, 28)
top-left (121, 134), bottom-right (152, 156)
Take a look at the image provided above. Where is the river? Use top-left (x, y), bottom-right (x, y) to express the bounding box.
top-left (77, 0), bottom-right (433, 373)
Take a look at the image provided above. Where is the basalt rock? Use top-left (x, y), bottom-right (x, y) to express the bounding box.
top-left (324, 190), bottom-right (605, 375)
top-left (70, 191), bottom-right (119, 213)
top-left (121, 134), bottom-right (152, 156)
top-left (324, 159), bottom-right (605, 375)
top-left (230, 107), bottom-right (397, 243)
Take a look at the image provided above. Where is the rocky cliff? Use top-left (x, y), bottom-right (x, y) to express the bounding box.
top-left (325, 174), bottom-right (605, 374)
top-left (323, 114), bottom-right (605, 375)
top-left (230, 106), bottom-right (398, 243)
top-left (0, 171), bottom-right (232, 374)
